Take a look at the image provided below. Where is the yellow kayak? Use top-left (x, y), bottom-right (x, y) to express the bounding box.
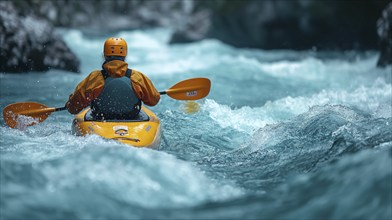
top-left (71, 106), bottom-right (161, 148)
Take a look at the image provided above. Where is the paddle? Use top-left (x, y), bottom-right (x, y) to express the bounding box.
top-left (3, 102), bottom-right (66, 128)
top-left (161, 77), bottom-right (210, 114)
top-left (3, 78), bottom-right (211, 128)
top-left (159, 77), bottom-right (211, 100)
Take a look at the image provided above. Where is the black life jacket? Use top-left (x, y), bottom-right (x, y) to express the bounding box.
top-left (91, 69), bottom-right (141, 120)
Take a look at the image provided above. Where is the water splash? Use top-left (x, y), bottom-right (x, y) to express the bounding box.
top-left (15, 115), bottom-right (40, 129)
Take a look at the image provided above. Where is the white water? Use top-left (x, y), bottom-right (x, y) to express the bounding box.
top-left (1, 28), bottom-right (391, 219)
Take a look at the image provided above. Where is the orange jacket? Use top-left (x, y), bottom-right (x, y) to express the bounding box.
top-left (66, 60), bottom-right (160, 114)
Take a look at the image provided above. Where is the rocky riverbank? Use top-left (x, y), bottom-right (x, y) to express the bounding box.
top-left (0, 2), bottom-right (80, 73)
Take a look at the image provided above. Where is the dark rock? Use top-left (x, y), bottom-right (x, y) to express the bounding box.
top-left (377, 3), bottom-right (392, 68)
top-left (16, 0), bottom-right (210, 44)
top-left (0, 2), bottom-right (80, 73)
top-left (18, 0), bottom-right (196, 32)
top-left (201, 0), bottom-right (389, 50)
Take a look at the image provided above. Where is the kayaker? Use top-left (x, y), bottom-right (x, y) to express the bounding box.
top-left (66, 37), bottom-right (160, 120)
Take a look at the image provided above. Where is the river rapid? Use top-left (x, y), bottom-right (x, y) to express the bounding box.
top-left (0, 29), bottom-right (391, 219)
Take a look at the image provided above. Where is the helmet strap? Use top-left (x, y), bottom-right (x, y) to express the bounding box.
top-left (105, 56), bottom-right (125, 62)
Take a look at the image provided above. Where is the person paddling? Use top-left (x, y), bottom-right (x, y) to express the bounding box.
top-left (66, 37), bottom-right (160, 120)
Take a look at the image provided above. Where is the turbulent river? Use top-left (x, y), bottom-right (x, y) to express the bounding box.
top-left (1, 29), bottom-right (391, 219)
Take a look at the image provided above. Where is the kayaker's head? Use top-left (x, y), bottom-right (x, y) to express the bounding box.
top-left (104, 37), bottom-right (127, 62)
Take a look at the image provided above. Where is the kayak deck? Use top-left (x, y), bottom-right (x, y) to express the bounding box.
top-left (72, 107), bottom-right (161, 148)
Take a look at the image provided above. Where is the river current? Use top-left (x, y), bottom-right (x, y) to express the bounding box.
top-left (0, 29), bottom-right (391, 219)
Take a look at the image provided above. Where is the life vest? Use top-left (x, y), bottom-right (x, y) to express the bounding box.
top-left (91, 69), bottom-right (141, 120)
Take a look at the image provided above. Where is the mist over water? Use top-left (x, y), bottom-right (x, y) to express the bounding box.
top-left (1, 29), bottom-right (391, 219)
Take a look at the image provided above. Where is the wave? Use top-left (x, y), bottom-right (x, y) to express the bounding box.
top-left (1, 118), bottom-right (244, 218)
top-left (183, 145), bottom-right (392, 220)
top-left (198, 103), bottom-right (392, 195)
top-left (203, 77), bottom-right (391, 134)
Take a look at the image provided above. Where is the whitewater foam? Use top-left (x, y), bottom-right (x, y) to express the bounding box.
top-left (204, 77), bottom-right (391, 133)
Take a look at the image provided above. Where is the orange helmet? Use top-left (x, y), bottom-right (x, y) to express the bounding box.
top-left (104, 37), bottom-right (127, 57)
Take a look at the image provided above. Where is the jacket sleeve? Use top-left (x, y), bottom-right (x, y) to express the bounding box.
top-left (131, 70), bottom-right (160, 106)
top-left (66, 71), bottom-right (105, 114)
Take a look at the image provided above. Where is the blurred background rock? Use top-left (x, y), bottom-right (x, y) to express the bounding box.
top-left (0, 1), bottom-right (80, 73)
top-left (1, 0), bottom-right (391, 73)
top-left (377, 2), bottom-right (392, 67)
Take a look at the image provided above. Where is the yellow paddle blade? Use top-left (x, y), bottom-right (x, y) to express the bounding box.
top-left (165, 78), bottom-right (211, 100)
top-left (3, 102), bottom-right (56, 128)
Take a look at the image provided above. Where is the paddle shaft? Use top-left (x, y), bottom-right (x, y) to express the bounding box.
top-left (18, 106), bottom-right (66, 115)
top-left (56, 107), bottom-right (67, 111)
top-left (4, 78), bottom-right (210, 128)
top-left (19, 86), bottom-right (198, 115)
